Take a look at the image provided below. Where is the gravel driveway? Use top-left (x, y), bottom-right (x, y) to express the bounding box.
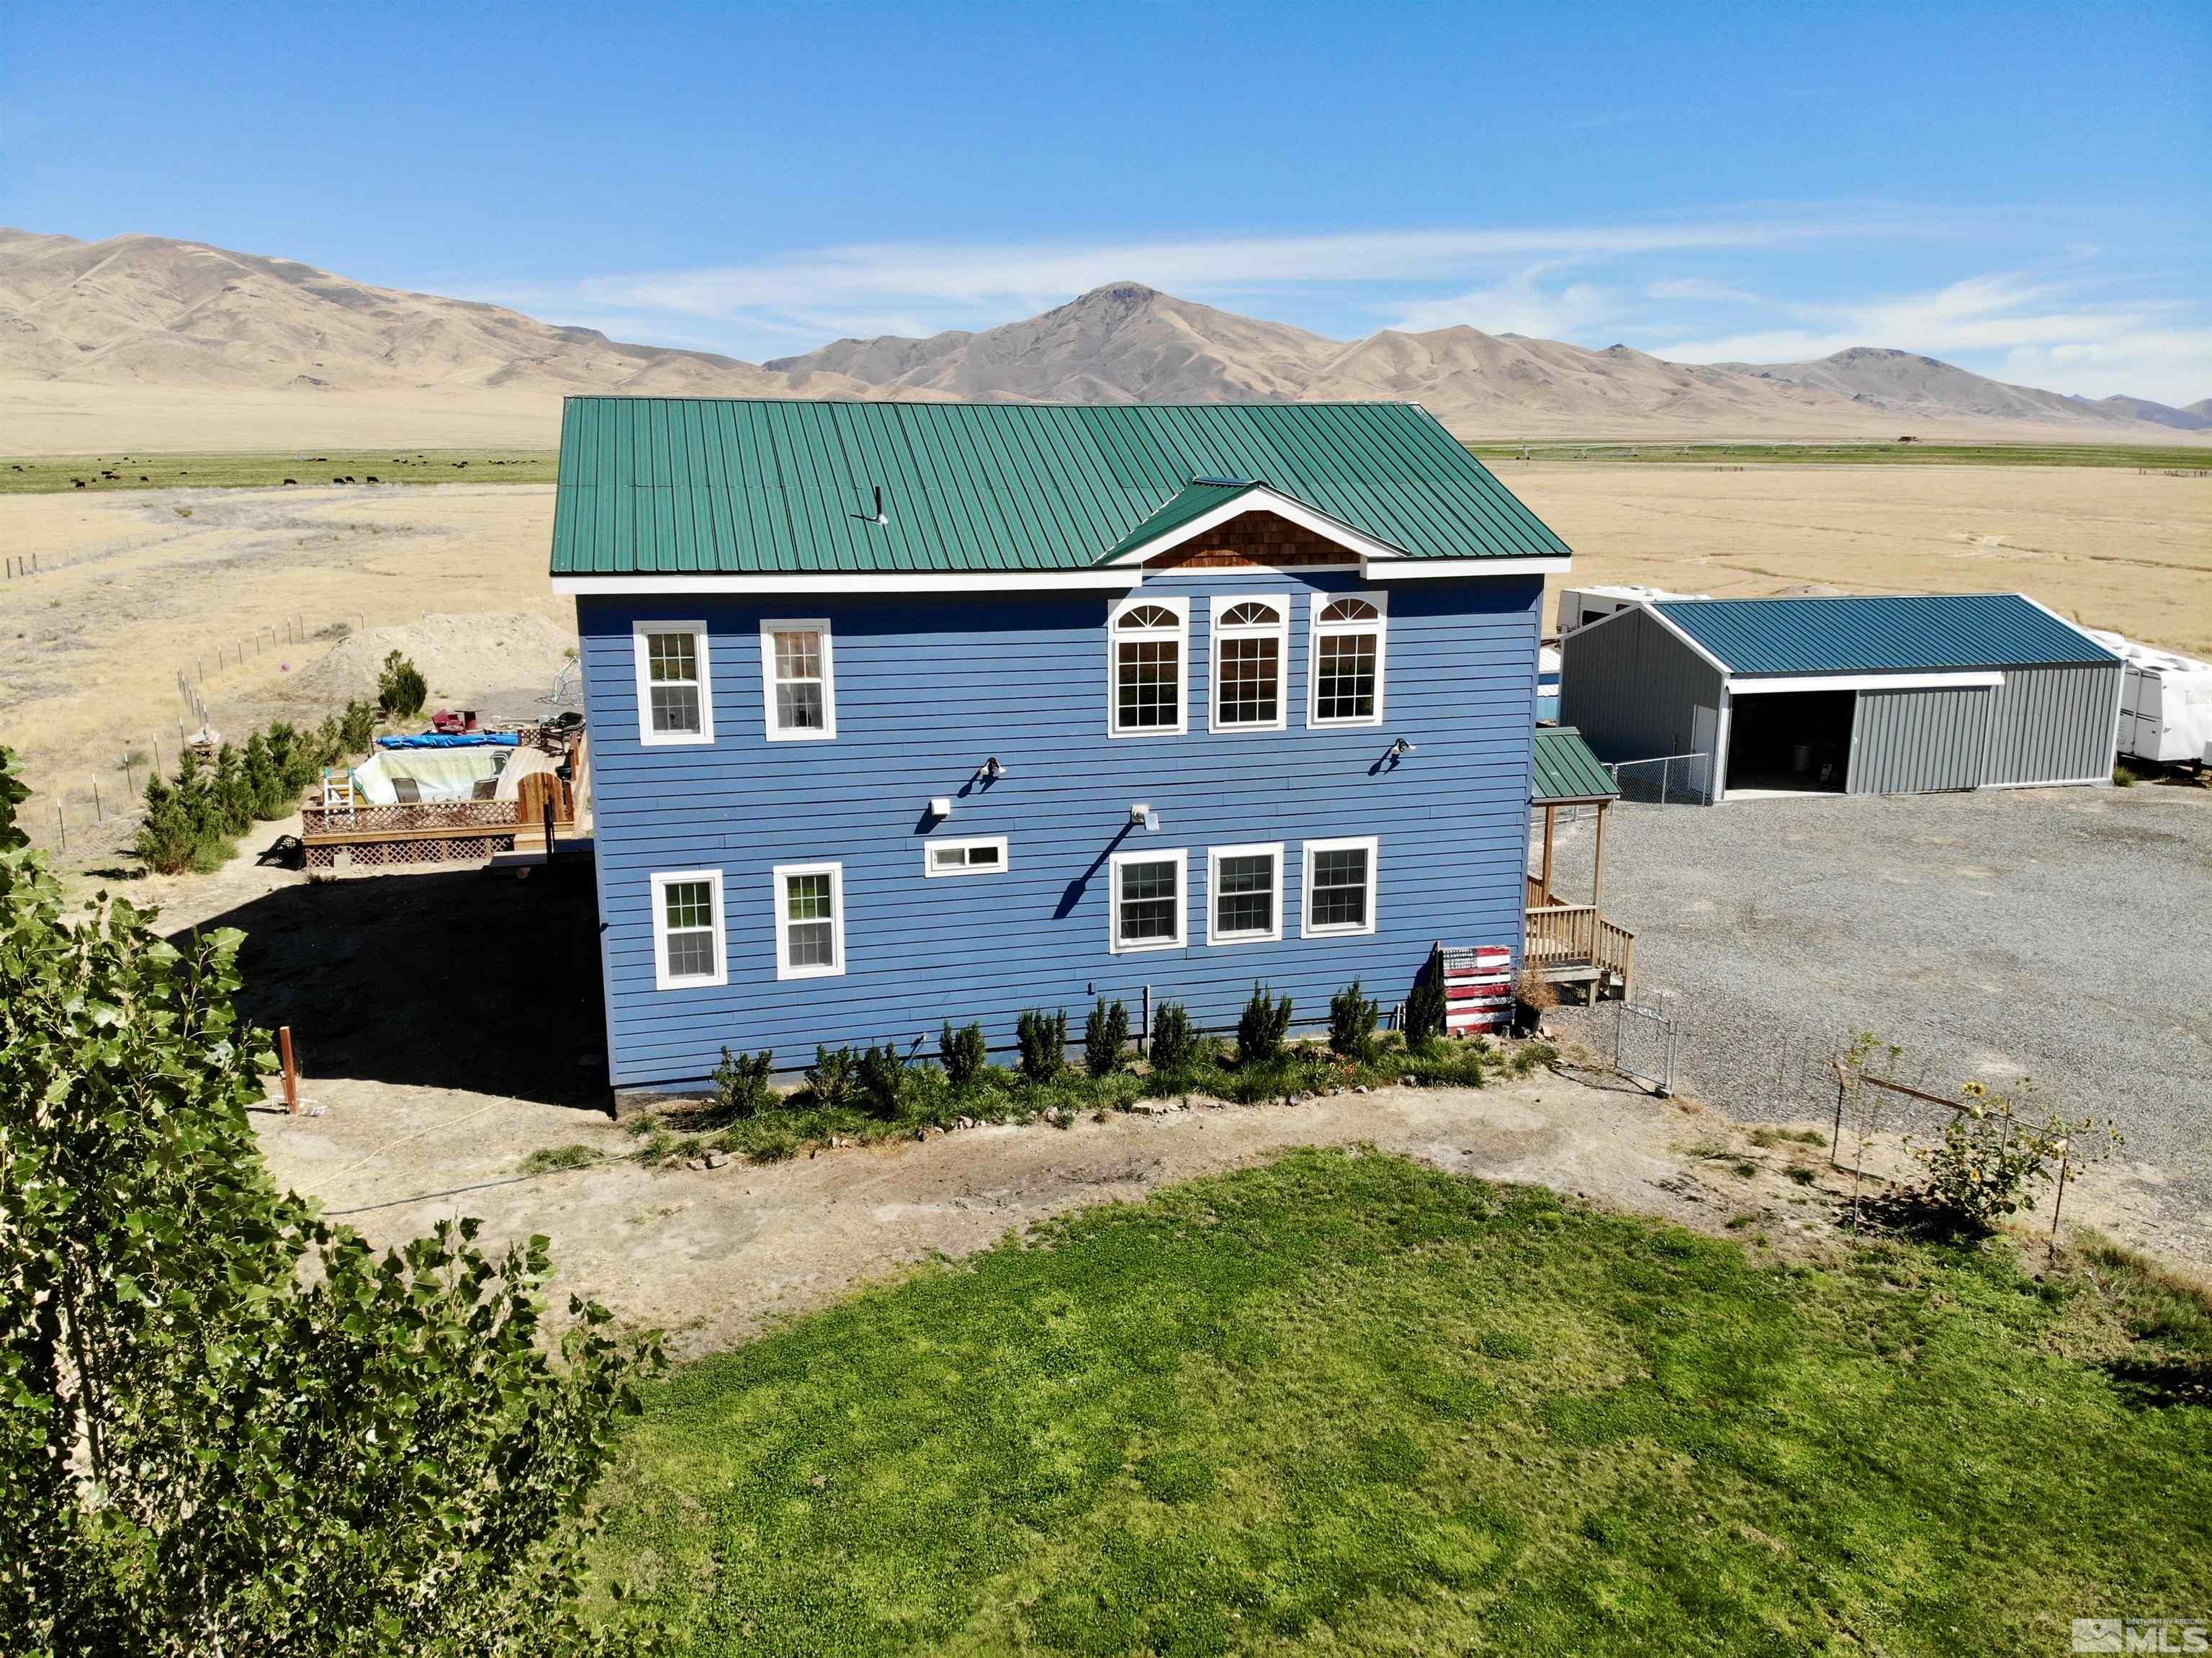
top-left (1548, 784), bottom-right (2212, 1246)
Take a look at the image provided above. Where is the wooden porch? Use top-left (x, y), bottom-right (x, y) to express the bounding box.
top-left (1527, 727), bottom-right (1636, 1001)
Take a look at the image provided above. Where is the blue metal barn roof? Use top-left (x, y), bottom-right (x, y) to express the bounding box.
top-left (549, 398), bottom-right (1573, 577)
top-left (1651, 593), bottom-right (2117, 676)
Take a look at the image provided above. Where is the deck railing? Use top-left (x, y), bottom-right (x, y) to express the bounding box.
top-left (1526, 902), bottom-right (1637, 996)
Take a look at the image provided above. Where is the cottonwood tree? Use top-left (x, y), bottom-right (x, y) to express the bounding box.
top-left (0, 748), bottom-right (660, 1656)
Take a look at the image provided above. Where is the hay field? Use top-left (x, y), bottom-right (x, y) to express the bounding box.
top-left (4, 462), bottom-right (2205, 859)
top-left (1507, 461), bottom-right (2212, 655)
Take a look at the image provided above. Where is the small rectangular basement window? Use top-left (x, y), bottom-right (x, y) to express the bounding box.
top-left (924, 837), bottom-right (1009, 877)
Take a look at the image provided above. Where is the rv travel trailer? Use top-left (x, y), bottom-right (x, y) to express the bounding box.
top-left (2087, 630), bottom-right (2212, 768)
top-left (1556, 584), bottom-right (1711, 634)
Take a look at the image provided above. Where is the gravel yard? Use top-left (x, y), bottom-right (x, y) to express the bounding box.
top-left (1548, 783), bottom-right (2212, 1251)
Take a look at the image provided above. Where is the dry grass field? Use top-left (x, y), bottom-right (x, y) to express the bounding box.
top-left (6, 461), bottom-right (2206, 861)
top-left (1509, 461), bottom-right (2212, 654)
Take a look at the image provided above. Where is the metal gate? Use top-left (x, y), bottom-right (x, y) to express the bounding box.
top-left (1611, 998), bottom-right (1676, 1096)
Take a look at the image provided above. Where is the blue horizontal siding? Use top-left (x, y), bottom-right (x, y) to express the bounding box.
top-left (580, 570), bottom-right (1541, 1088)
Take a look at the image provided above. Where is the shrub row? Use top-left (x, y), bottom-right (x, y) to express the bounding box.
top-left (662, 979), bottom-right (1554, 1167)
top-left (135, 701), bottom-right (380, 874)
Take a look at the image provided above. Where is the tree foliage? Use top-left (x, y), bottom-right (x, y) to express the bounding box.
top-left (1328, 980), bottom-right (1379, 1062)
top-left (0, 750), bottom-right (660, 1654)
top-left (1082, 998), bottom-right (1130, 1079)
top-left (135, 702), bottom-right (379, 874)
top-left (1403, 948), bottom-right (1448, 1049)
top-left (378, 650), bottom-right (429, 720)
top-left (1236, 982), bottom-right (1293, 1067)
top-left (1147, 1001), bottom-right (1198, 1074)
top-left (1015, 1008), bottom-right (1067, 1083)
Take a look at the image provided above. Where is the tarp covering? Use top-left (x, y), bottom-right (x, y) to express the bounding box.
top-left (377, 732), bottom-right (521, 749)
top-left (349, 746), bottom-right (511, 805)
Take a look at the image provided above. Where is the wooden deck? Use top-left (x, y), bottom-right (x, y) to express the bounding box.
top-left (301, 771), bottom-right (577, 869)
top-left (1524, 874), bottom-right (1636, 1000)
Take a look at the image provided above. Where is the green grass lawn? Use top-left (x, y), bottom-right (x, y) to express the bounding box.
top-left (1467, 439), bottom-right (2212, 469)
top-left (593, 1149), bottom-right (2212, 1656)
top-left (0, 448), bottom-right (557, 493)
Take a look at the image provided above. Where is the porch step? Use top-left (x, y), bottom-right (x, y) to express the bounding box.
top-left (1439, 944), bottom-right (1512, 1034)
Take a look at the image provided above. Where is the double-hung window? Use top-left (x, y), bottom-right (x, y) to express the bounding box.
top-left (1302, 836), bottom-right (1378, 937)
top-left (1309, 595), bottom-right (1387, 726)
top-left (1207, 843), bottom-right (1283, 945)
top-left (1108, 847), bottom-right (1187, 952)
top-left (650, 870), bottom-right (726, 990)
top-left (773, 862), bottom-right (846, 979)
top-left (760, 619), bottom-right (836, 740)
top-left (1109, 596), bottom-right (1188, 736)
top-left (634, 621), bottom-right (713, 745)
top-left (1210, 598), bottom-right (1287, 732)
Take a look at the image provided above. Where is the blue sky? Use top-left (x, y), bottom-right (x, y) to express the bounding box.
top-left (6, 0), bottom-right (2209, 401)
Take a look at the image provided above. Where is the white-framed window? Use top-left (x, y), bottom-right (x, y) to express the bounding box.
top-left (1108, 595), bottom-right (1189, 737)
top-left (922, 836), bottom-right (1008, 878)
top-left (1206, 842), bottom-right (1283, 945)
top-left (633, 621), bottom-right (714, 745)
top-left (1210, 596), bottom-right (1288, 732)
top-left (1308, 593), bottom-right (1388, 727)
top-left (1107, 847), bottom-right (1187, 952)
top-left (1301, 836), bottom-right (1378, 938)
top-left (759, 619), bottom-right (836, 740)
top-left (772, 861), bottom-right (846, 980)
top-left (649, 869), bottom-right (726, 990)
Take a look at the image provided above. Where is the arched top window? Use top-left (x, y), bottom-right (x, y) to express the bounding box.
top-left (1218, 600), bottom-right (1285, 629)
top-left (1109, 597), bottom-right (1189, 735)
top-left (1310, 592), bottom-right (1386, 726)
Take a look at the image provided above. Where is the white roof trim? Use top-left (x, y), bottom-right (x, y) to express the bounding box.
top-left (1364, 555), bottom-right (1571, 579)
top-left (1102, 485), bottom-right (1408, 566)
top-left (1635, 601), bottom-right (1735, 676)
top-left (1727, 671), bottom-right (2005, 694)
top-left (554, 569), bottom-right (1143, 596)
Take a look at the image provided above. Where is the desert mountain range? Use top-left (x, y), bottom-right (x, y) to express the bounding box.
top-left (3, 226), bottom-right (2206, 452)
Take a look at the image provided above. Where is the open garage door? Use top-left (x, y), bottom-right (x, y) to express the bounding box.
top-left (1722, 689), bottom-right (1853, 796)
top-left (1847, 686), bottom-right (1992, 795)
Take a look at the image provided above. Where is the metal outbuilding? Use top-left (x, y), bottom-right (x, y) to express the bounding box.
top-left (1558, 593), bottom-right (2121, 801)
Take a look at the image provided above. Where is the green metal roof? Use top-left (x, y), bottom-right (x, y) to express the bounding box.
top-left (1101, 479), bottom-right (1262, 559)
top-left (1652, 594), bottom-right (2116, 676)
top-left (1532, 727), bottom-right (1619, 804)
top-left (549, 398), bottom-right (1572, 576)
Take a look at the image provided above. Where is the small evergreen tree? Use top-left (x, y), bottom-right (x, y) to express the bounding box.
top-left (939, 1021), bottom-right (988, 1088)
top-left (379, 649), bottom-right (428, 719)
top-left (1236, 982), bottom-right (1293, 1067)
top-left (243, 731), bottom-right (289, 820)
top-left (858, 1042), bottom-right (906, 1118)
top-left (1083, 997), bottom-right (1130, 1078)
top-left (1015, 1008), bottom-right (1067, 1083)
top-left (339, 697), bottom-right (379, 753)
top-left (211, 743), bottom-right (254, 835)
top-left (806, 1044), bottom-right (857, 1110)
top-left (1404, 946), bottom-right (1449, 1049)
top-left (709, 1046), bottom-right (775, 1121)
top-left (1328, 980), bottom-right (1379, 1062)
top-left (1148, 1000), bottom-right (1198, 1074)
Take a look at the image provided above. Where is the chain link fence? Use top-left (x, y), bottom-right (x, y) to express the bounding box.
top-left (1609, 751), bottom-right (1716, 806)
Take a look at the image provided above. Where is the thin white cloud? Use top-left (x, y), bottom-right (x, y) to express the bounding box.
top-left (1388, 267), bottom-right (1614, 337)
top-left (1656, 272), bottom-right (2212, 400)
top-left (1645, 277), bottom-right (1763, 305)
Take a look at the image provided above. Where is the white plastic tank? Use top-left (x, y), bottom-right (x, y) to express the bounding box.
top-left (2085, 629), bottom-right (2212, 765)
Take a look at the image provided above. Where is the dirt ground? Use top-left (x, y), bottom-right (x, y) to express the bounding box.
top-left (132, 831), bottom-right (2198, 1360)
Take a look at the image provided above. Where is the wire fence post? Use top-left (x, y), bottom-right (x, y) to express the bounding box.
top-left (2049, 1147), bottom-right (2070, 1263)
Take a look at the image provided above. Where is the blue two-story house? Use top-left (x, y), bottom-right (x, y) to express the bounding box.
top-left (549, 398), bottom-right (1573, 1098)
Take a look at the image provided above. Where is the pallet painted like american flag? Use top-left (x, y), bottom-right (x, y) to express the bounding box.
top-left (1441, 945), bottom-right (1513, 1033)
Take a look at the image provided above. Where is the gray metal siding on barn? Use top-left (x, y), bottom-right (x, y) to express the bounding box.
top-left (1982, 663), bottom-right (2122, 786)
top-left (1848, 687), bottom-right (1992, 795)
top-left (1557, 607), bottom-right (1725, 799)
